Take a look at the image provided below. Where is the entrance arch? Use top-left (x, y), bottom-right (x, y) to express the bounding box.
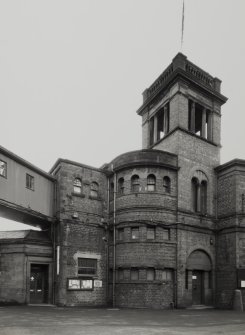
top-left (187, 250), bottom-right (213, 306)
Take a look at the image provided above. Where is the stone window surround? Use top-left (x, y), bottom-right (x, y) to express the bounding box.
top-left (73, 252), bottom-right (101, 278)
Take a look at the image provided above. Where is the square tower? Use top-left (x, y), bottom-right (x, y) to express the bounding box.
top-left (137, 53), bottom-right (227, 216)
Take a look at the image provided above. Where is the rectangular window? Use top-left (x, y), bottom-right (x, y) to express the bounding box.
top-left (0, 160), bottom-right (7, 178)
top-left (147, 268), bottom-right (155, 281)
top-left (147, 227), bottom-right (155, 240)
top-left (131, 227), bottom-right (139, 240)
top-left (118, 228), bottom-right (124, 241)
top-left (26, 174), bottom-right (34, 190)
top-left (130, 268), bottom-right (139, 281)
top-left (162, 269), bottom-right (173, 281)
top-left (78, 258), bottom-right (97, 276)
top-left (118, 268), bottom-right (124, 281)
top-left (159, 228), bottom-right (170, 240)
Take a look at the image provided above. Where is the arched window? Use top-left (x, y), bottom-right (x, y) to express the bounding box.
top-left (192, 177), bottom-right (199, 212)
top-left (73, 178), bottom-right (82, 194)
top-left (163, 176), bottom-right (171, 193)
top-left (131, 175), bottom-right (140, 193)
top-left (200, 180), bottom-right (207, 214)
top-left (118, 177), bottom-right (124, 195)
top-left (147, 174), bottom-right (156, 191)
top-left (90, 182), bottom-right (99, 198)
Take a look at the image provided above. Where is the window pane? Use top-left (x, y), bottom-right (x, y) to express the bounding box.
top-left (131, 228), bottom-right (139, 239)
top-left (26, 174), bottom-right (34, 190)
top-left (159, 228), bottom-right (170, 240)
top-left (162, 269), bottom-right (173, 281)
top-left (147, 227), bottom-right (155, 239)
top-left (131, 269), bottom-right (139, 280)
top-left (118, 269), bottom-right (124, 280)
top-left (147, 268), bottom-right (155, 281)
top-left (131, 175), bottom-right (140, 192)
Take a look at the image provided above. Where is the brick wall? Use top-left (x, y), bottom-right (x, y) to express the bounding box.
top-left (55, 161), bottom-right (108, 306)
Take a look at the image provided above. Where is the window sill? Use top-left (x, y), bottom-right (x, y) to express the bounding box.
top-left (89, 195), bottom-right (101, 201)
top-left (72, 192), bottom-right (85, 198)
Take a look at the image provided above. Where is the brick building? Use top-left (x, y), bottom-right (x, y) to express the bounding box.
top-left (1, 53), bottom-right (245, 309)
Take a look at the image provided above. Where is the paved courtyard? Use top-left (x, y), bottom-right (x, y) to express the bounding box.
top-left (0, 306), bottom-right (245, 335)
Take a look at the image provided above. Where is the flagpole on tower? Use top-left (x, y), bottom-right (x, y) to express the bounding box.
top-left (181, 0), bottom-right (185, 51)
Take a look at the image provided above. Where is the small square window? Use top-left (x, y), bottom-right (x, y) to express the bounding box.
top-left (26, 174), bottom-right (34, 190)
top-left (131, 227), bottom-right (139, 240)
top-left (0, 160), bottom-right (7, 178)
top-left (78, 258), bottom-right (97, 276)
top-left (147, 227), bottom-right (155, 240)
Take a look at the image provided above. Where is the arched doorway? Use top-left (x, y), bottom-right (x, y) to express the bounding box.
top-left (186, 250), bottom-right (212, 305)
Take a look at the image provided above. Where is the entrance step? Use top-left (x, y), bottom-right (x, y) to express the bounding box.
top-left (187, 305), bottom-right (214, 310)
top-left (28, 304), bottom-right (55, 307)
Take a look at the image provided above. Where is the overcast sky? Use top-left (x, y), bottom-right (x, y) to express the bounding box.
top-left (0, 0), bottom-right (245, 230)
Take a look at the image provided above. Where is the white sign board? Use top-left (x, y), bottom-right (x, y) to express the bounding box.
top-left (241, 281), bottom-right (245, 288)
top-left (94, 280), bottom-right (102, 288)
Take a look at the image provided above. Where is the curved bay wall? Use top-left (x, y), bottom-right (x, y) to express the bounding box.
top-left (108, 150), bottom-right (178, 308)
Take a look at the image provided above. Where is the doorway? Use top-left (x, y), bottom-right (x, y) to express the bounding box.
top-left (30, 264), bottom-right (49, 304)
top-left (192, 270), bottom-right (203, 305)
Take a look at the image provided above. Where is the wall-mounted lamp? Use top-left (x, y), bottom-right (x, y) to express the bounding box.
top-left (72, 212), bottom-right (78, 219)
top-left (210, 237), bottom-right (214, 245)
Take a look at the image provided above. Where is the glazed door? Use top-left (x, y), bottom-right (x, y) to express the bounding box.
top-left (192, 270), bottom-right (203, 305)
top-left (30, 265), bottom-right (48, 304)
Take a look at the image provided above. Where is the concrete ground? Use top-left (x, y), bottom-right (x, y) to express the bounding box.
top-left (0, 306), bottom-right (245, 335)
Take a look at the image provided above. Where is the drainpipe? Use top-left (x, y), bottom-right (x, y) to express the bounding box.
top-left (106, 177), bottom-right (110, 305)
top-left (175, 164), bottom-right (179, 308)
top-left (112, 171), bottom-right (117, 307)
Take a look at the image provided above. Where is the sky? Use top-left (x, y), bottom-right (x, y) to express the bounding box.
top-left (0, 0), bottom-right (245, 230)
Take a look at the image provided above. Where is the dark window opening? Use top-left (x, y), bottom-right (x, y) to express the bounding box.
top-left (163, 176), bottom-right (171, 193)
top-left (149, 117), bottom-right (154, 146)
top-left (201, 180), bottom-right (207, 214)
top-left (188, 100), bottom-right (212, 140)
top-left (149, 103), bottom-right (170, 146)
top-left (192, 177), bottom-right (199, 212)
top-left (26, 174), bottom-right (34, 190)
top-left (118, 177), bottom-right (124, 195)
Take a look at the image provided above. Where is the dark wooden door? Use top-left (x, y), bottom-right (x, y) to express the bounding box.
top-left (30, 265), bottom-right (48, 304)
top-left (192, 270), bottom-right (203, 305)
